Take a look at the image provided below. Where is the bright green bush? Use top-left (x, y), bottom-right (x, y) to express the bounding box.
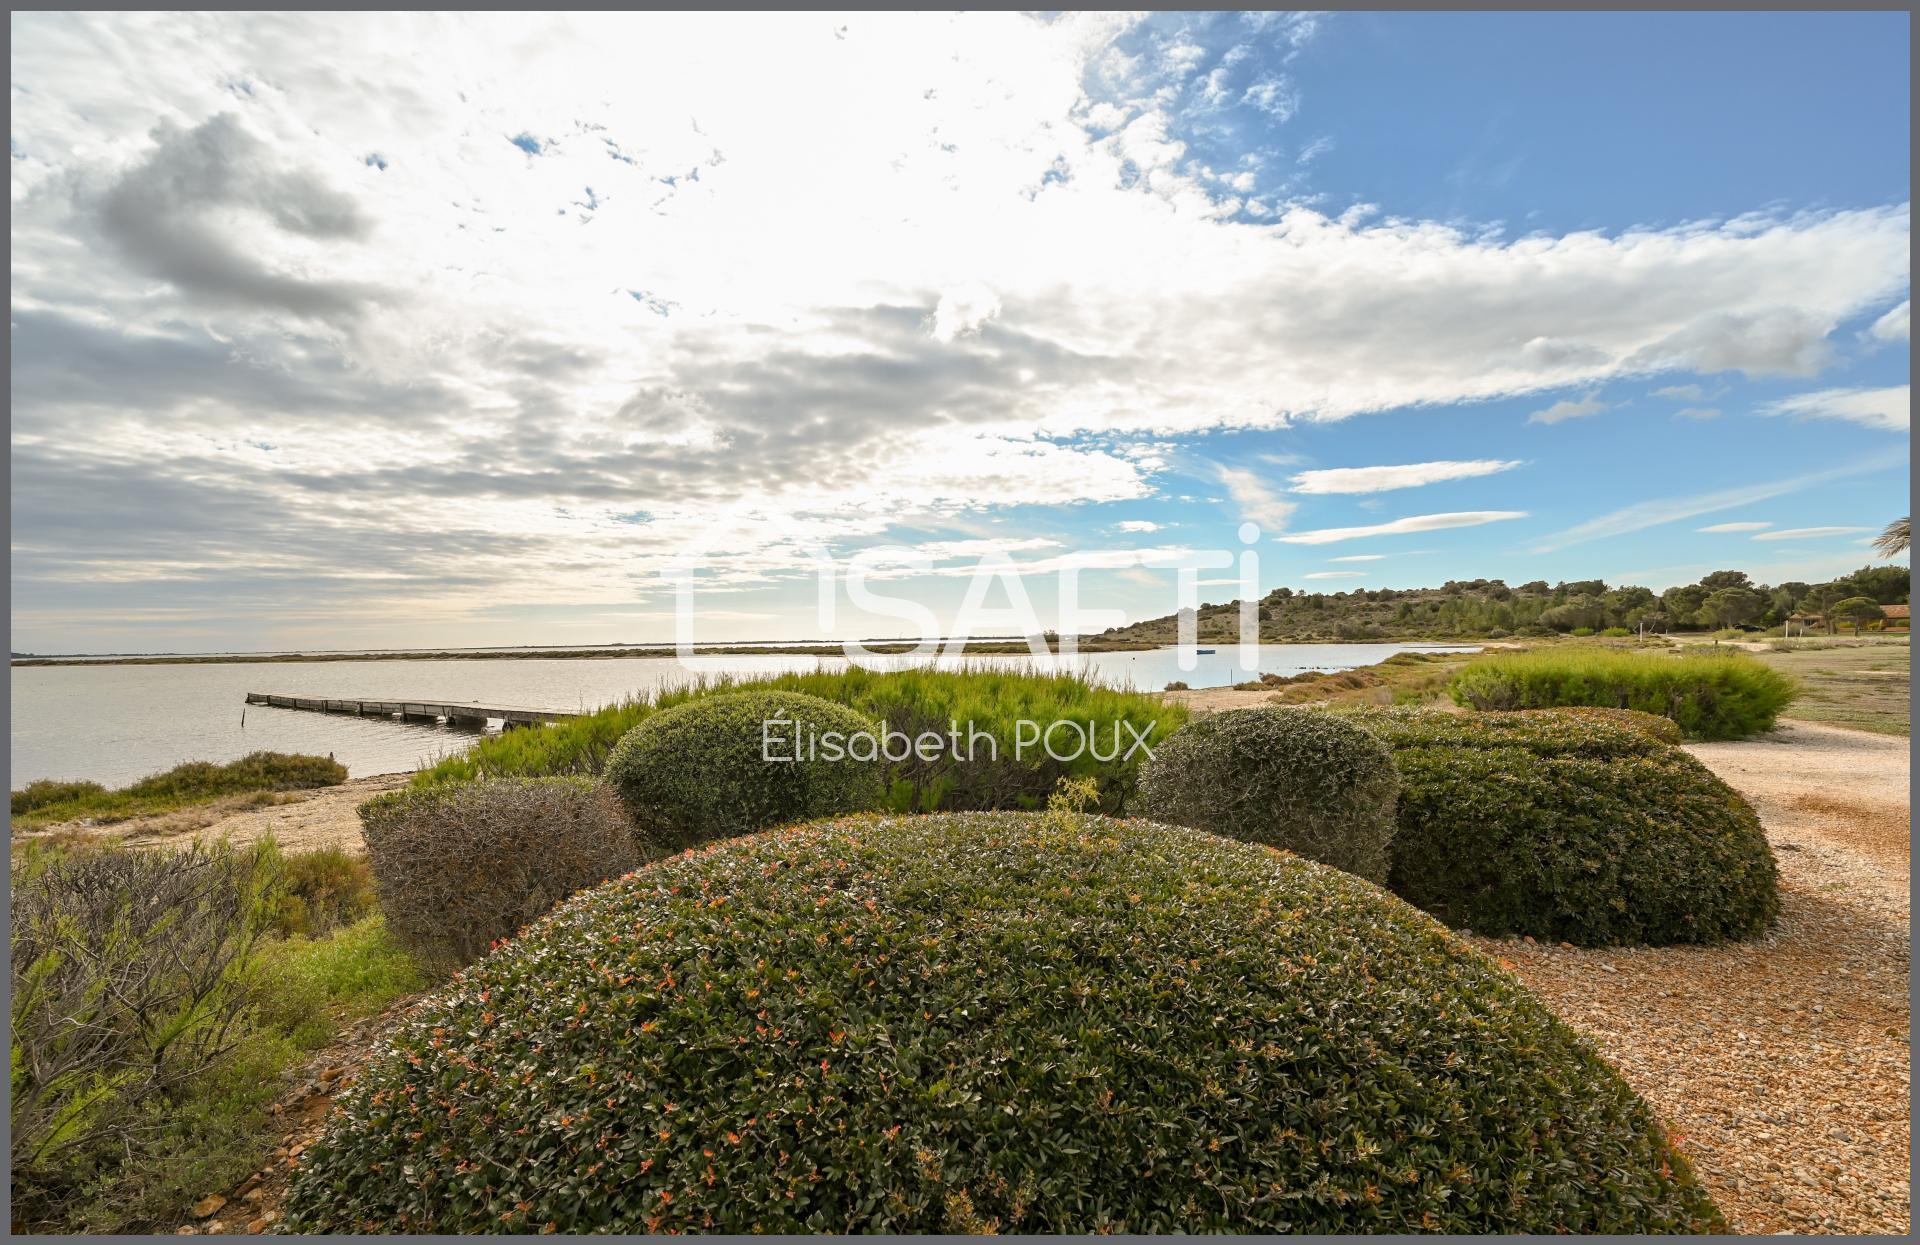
top-left (1341, 708), bottom-right (1778, 946)
top-left (423, 668), bottom-right (1187, 814)
top-left (605, 691), bottom-right (884, 853)
top-left (1448, 648), bottom-right (1797, 739)
top-left (282, 812), bottom-right (1723, 1234)
top-left (360, 777), bottom-right (641, 975)
top-left (1136, 706), bottom-right (1398, 881)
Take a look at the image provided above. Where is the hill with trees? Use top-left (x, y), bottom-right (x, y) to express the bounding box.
top-left (1099, 564), bottom-right (1910, 644)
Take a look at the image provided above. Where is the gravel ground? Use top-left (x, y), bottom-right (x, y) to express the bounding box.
top-left (1470, 720), bottom-right (1910, 1234)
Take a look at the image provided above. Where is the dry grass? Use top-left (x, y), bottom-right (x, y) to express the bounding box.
top-left (1751, 639), bottom-right (1910, 736)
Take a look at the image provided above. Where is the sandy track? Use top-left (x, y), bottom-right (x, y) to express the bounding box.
top-left (26, 773), bottom-right (408, 855)
top-left (1472, 718), bottom-right (1910, 1234)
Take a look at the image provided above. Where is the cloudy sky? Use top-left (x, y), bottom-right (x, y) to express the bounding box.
top-left (9, 10), bottom-right (1910, 652)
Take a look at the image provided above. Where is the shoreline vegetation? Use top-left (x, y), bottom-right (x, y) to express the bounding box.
top-left (10, 638), bottom-right (1169, 666)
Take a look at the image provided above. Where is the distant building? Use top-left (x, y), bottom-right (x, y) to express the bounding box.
top-left (1879, 603), bottom-right (1910, 630)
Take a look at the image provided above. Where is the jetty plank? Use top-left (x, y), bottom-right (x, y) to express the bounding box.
top-left (244, 692), bottom-right (578, 726)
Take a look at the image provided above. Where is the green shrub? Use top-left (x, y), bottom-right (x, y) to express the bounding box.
top-left (359, 777), bottom-right (640, 976)
top-left (282, 811), bottom-right (1724, 1234)
top-left (251, 840), bottom-right (379, 938)
top-left (9, 843), bottom-right (270, 1218)
top-left (1136, 706), bottom-right (1399, 881)
top-left (1340, 708), bottom-right (1778, 945)
top-left (10, 752), bottom-right (349, 828)
top-left (1568, 626), bottom-right (1597, 637)
top-left (414, 668), bottom-right (1186, 814)
top-left (10, 778), bottom-right (107, 815)
top-left (123, 750), bottom-right (348, 799)
top-left (1509, 706), bottom-right (1684, 745)
top-left (1599, 626), bottom-right (1633, 637)
top-left (605, 690), bottom-right (884, 852)
top-left (1448, 648), bottom-right (1797, 739)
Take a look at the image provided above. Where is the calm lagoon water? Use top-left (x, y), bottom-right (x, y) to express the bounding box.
top-left (9, 643), bottom-right (1474, 787)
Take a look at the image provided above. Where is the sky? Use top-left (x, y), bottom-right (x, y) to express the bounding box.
top-left (8, 10), bottom-right (1911, 653)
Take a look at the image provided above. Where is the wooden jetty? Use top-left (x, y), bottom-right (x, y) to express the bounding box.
top-left (244, 692), bottom-right (579, 728)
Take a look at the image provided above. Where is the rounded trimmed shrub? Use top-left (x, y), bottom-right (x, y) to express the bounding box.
top-left (1342, 708), bottom-right (1778, 946)
top-left (1135, 706), bottom-right (1399, 881)
top-left (359, 777), bottom-right (639, 975)
top-left (283, 812), bottom-right (1724, 1235)
top-left (604, 690), bottom-right (884, 852)
top-left (1509, 705), bottom-right (1684, 745)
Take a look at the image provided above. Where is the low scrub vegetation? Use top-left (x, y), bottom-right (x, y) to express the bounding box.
top-left (1508, 705), bottom-right (1685, 744)
top-left (1342, 708), bottom-right (1779, 946)
top-left (1449, 648), bottom-right (1797, 739)
top-left (8, 838), bottom-right (422, 1233)
top-left (9, 751), bottom-right (348, 828)
top-left (1137, 706), bottom-right (1399, 881)
top-left (605, 690), bottom-right (885, 853)
top-left (359, 777), bottom-right (641, 975)
top-left (283, 811), bottom-right (1722, 1233)
top-left (414, 667), bottom-right (1186, 812)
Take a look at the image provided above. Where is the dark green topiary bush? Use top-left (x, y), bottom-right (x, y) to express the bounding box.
top-left (1509, 705), bottom-right (1685, 745)
top-left (358, 777), bottom-right (640, 975)
top-left (1341, 708), bottom-right (1778, 945)
top-left (604, 690), bottom-right (885, 853)
top-left (282, 812), bottom-right (1723, 1234)
top-left (1136, 706), bottom-right (1399, 881)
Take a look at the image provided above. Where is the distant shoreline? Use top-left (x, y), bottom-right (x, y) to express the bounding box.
top-left (8, 637), bottom-right (1490, 669)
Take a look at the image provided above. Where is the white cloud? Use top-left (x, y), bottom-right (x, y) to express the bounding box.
top-left (6, 11), bottom-right (1912, 647)
top-left (1327, 553), bottom-right (1388, 562)
top-left (1242, 76), bottom-right (1299, 121)
top-left (1698, 521), bottom-right (1772, 532)
top-left (1675, 407), bottom-right (1722, 420)
top-left (1302, 571), bottom-right (1364, 579)
top-left (1759, 385), bottom-right (1910, 432)
top-left (929, 282), bottom-right (1003, 342)
top-left (1751, 526), bottom-right (1875, 541)
top-left (1527, 393), bottom-right (1607, 425)
top-left (1114, 519), bottom-right (1163, 533)
top-left (1215, 466), bottom-right (1297, 531)
top-left (1533, 455), bottom-right (1900, 552)
top-left (1276, 511), bottom-right (1528, 545)
top-left (1288, 458), bottom-right (1523, 494)
top-left (1869, 299), bottom-right (1909, 343)
top-left (1654, 383), bottom-right (1704, 400)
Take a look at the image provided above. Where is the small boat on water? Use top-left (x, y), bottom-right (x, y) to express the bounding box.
top-left (1195, 647), bottom-right (1216, 655)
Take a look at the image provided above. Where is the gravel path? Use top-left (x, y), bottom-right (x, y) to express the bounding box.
top-left (1470, 719), bottom-right (1910, 1234)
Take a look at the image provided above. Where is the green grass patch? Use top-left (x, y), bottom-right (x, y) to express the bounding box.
top-left (412, 666), bottom-right (1187, 813)
top-left (1448, 647), bottom-right (1797, 739)
top-left (10, 751), bottom-right (348, 829)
